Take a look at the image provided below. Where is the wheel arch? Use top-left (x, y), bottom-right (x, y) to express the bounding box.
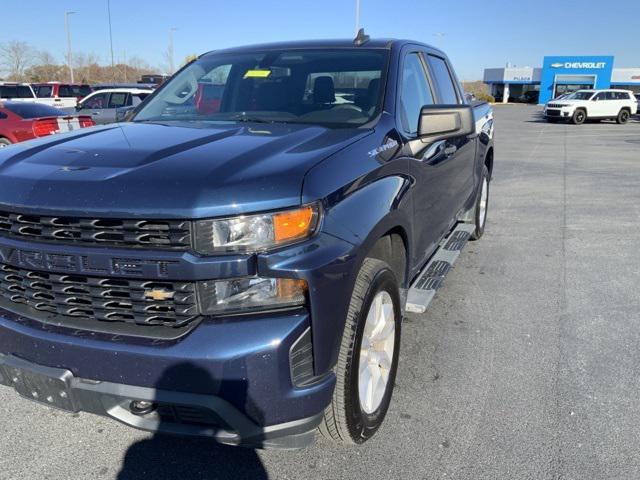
top-left (484, 147), bottom-right (494, 179)
top-left (367, 226), bottom-right (409, 288)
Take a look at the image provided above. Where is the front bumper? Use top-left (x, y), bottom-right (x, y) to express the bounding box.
top-left (544, 108), bottom-right (572, 119)
top-left (0, 353), bottom-right (324, 449)
top-left (0, 227), bottom-right (359, 447)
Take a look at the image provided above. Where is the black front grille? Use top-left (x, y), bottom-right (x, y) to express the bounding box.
top-left (546, 109), bottom-right (561, 117)
top-left (0, 263), bottom-right (198, 327)
top-left (0, 210), bottom-right (191, 249)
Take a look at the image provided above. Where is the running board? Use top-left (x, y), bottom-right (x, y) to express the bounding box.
top-left (405, 223), bottom-right (474, 314)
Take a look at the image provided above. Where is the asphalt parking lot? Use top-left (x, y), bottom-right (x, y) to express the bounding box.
top-left (1, 105), bottom-right (639, 480)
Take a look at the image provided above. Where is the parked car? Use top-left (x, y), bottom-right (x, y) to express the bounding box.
top-left (635, 93), bottom-right (640, 114)
top-left (75, 88), bottom-right (153, 124)
top-left (0, 35), bottom-right (494, 449)
top-left (32, 82), bottom-right (92, 109)
top-left (544, 89), bottom-right (638, 124)
top-left (0, 82), bottom-right (39, 103)
top-left (0, 101), bottom-right (95, 147)
top-left (92, 83), bottom-right (157, 91)
top-left (517, 90), bottom-right (539, 104)
top-left (1, 82), bottom-right (72, 109)
top-left (139, 74), bottom-right (170, 85)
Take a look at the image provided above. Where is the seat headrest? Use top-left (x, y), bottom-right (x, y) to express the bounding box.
top-left (367, 78), bottom-right (381, 106)
top-left (313, 76), bottom-right (335, 104)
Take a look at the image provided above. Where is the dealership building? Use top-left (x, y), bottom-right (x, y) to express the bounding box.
top-left (484, 56), bottom-right (640, 104)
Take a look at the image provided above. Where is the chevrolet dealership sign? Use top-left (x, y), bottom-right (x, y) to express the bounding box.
top-left (540, 56), bottom-right (615, 105)
top-left (550, 61), bottom-right (607, 69)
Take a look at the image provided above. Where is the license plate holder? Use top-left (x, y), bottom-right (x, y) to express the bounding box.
top-left (0, 357), bottom-right (78, 412)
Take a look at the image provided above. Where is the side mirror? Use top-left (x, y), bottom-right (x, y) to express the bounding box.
top-left (75, 103), bottom-right (83, 111)
top-left (418, 105), bottom-right (474, 141)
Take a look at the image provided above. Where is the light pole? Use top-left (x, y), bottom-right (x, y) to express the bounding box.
top-left (168, 27), bottom-right (177, 74)
top-left (355, 0), bottom-right (360, 36)
top-left (107, 0), bottom-right (115, 76)
top-left (65, 11), bottom-right (76, 83)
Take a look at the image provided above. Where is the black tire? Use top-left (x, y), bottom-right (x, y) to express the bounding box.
top-left (572, 109), bottom-right (586, 125)
top-left (470, 165), bottom-right (490, 241)
top-left (0, 137), bottom-right (11, 148)
top-left (319, 258), bottom-right (401, 445)
top-left (616, 109), bottom-right (630, 124)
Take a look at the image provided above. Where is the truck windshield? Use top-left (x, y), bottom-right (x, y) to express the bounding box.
top-left (567, 91), bottom-right (594, 100)
top-left (133, 49), bottom-right (388, 128)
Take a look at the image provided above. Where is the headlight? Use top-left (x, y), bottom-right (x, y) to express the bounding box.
top-left (197, 277), bottom-right (307, 315)
top-left (194, 204), bottom-right (320, 254)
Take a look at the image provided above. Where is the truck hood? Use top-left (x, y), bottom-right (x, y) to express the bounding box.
top-left (0, 122), bottom-right (370, 218)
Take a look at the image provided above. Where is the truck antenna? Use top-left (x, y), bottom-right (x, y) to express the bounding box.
top-left (354, 28), bottom-right (370, 47)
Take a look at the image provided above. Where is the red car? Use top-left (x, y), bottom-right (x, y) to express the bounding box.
top-left (0, 102), bottom-right (95, 147)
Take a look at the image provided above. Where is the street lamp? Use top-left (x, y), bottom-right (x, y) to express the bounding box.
top-left (65, 11), bottom-right (76, 83)
top-left (107, 0), bottom-right (115, 75)
top-left (168, 27), bottom-right (177, 74)
top-left (355, 0), bottom-right (360, 36)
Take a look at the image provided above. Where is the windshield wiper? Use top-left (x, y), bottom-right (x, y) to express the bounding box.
top-left (227, 113), bottom-right (279, 124)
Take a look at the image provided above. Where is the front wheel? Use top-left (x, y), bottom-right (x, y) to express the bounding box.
top-left (572, 109), bottom-right (586, 125)
top-left (470, 165), bottom-right (490, 240)
top-left (319, 258), bottom-right (401, 445)
top-left (617, 109), bottom-right (630, 124)
top-left (0, 137), bottom-right (12, 148)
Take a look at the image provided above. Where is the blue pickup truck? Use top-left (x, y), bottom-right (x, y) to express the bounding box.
top-left (0, 33), bottom-right (494, 449)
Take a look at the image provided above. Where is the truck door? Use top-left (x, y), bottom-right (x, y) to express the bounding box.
top-left (424, 53), bottom-right (476, 219)
top-left (399, 50), bottom-right (458, 268)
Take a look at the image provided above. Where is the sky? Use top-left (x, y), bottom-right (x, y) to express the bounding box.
top-left (2, 0), bottom-right (639, 81)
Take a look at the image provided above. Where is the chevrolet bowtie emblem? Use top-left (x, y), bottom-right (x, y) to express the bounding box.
top-left (144, 289), bottom-right (175, 301)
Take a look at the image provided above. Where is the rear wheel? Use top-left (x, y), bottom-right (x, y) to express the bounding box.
top-left (616, 109), bottom-right (630, 124)
top-left (0, 137), bottom-right (11, 147)
top-left (319, 258), bottom-right (401, 444)
top-left (572, 109), bottom-right (586, 125)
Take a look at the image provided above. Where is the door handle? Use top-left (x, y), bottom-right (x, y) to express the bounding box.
top-left (444, 145), bottom-right (457, 157)
top-left (92, 112), bottom-right (100, 115)
top-left (421, 140), bottom-right (446, 163)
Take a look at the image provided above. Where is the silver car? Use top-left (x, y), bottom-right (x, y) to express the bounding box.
top-left (76, 88), bottom-right (153, 124)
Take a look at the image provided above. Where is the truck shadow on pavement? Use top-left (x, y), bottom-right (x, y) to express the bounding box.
top-left (117, 362), bottom-right (269, 480)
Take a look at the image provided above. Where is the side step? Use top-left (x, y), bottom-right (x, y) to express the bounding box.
top-left (405, 223), bottom-right (474, 314)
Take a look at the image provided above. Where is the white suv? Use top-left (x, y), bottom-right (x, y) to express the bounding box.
top-left (544, 89), bottom-right (638, 125)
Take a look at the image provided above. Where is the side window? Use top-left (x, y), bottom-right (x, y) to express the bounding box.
top-left (615, 92), bottom-right (630, 100)
top-left (108, 92), bottom-right (128, 108)
top-left (594, 92), bottom-right (606, 101)
top-left (82, 92), bottom-right (108, 109)
top-left (605, 91), bottom-right (617, 100)
top-left (17, 86), bottom-right (33, 98)
top-left (427, 55), bottom-right (459, 104)
top-left (399, 53), bottom-right (434, 135)
top-left (36, 86), bottom-right (53, 98)
top-left (58, 86), bottom-right (73, 97)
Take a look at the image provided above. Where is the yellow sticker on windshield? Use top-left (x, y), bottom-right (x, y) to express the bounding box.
top-left (244, 69), bottom-right (272, 79)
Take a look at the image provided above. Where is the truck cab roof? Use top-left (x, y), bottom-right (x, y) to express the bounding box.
top-left (201, 38), bottom-right (445, 57)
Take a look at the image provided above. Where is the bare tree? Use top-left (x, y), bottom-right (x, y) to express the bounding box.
top-left (0, 40), bottom-right (36, 81)
top-left (28, 50), bottom-right (64, 82)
